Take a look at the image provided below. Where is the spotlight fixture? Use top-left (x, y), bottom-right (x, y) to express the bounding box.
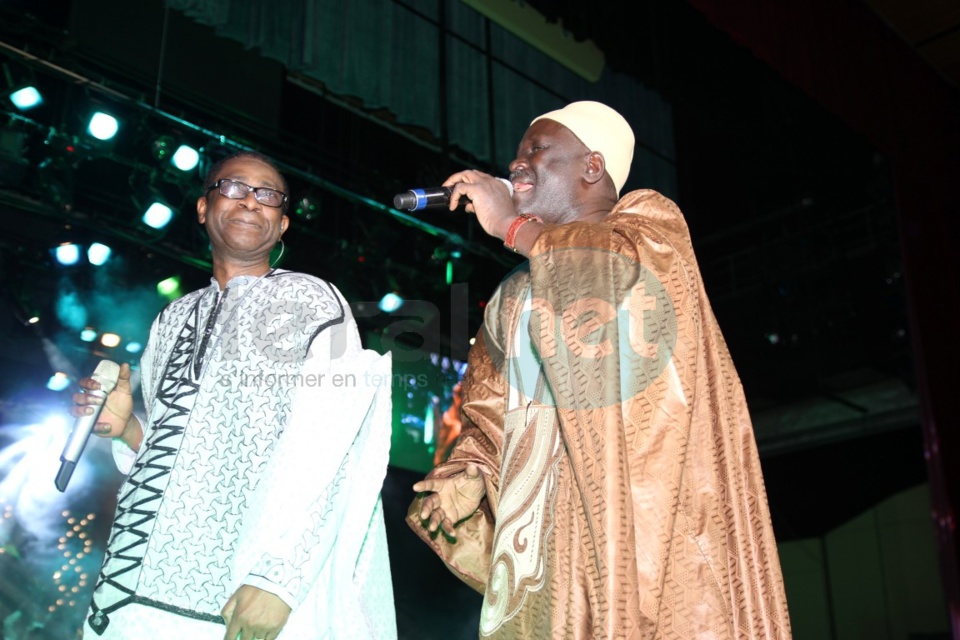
top-left (79, 327), bottom-right (98, 342)
top-left (2, 63), bottom-right (43, 111)
top-left (294, 194), bottom-right (319, 220)
top-left (153, 135), bottom-right (201, 172)
top-left (378, 292), bottom-right (405, 313)
top-left (46, 372), bottom-right (71, 392)
top-left (142, 202), bottom-right (174, 229)
top-left (100, 333), bottom-right (121, 348)
top-left (171, 145), bottom-right (200, 171)
top-left (87, 243), bottom-right (112, 266)
top-left (86, 111), bottom-right (119, 141)
top-left (53, 243), bottom-right (81, 266)
top-left (157, 276), bottom-right (182, 301)
top-left (133, 183), bottom-right (178, 230)
top-left (10, 86), bottom-right (43, 110)
top-left (151, 135), bottom-right (176, 161)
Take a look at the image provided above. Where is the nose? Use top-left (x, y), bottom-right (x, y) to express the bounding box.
top-left (238, 190), bottom-right (262, 210)
top-left (508, 157), bottom-right (527, 175)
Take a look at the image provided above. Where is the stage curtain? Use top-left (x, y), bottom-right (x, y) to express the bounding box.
top-left (165, 0), bottom-right (676, 195)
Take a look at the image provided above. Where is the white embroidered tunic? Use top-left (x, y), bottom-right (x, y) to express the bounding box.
top-left (85, 270), bottom-right (396, 639)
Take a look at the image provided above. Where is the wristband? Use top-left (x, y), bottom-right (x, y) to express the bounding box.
top-left (503, 214), bottom-right (542, 252)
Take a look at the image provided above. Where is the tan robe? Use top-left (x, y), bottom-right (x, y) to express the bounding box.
top-left (407, 190), bottom-right (792, 639)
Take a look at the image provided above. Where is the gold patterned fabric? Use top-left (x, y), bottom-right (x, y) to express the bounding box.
top-left (408, 190), bottom-right (792, 639)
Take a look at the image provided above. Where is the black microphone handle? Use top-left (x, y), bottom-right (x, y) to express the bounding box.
top-left (393, 178), bottom-right (513, 211)
top-left (393, 187), bottom-right (454, 211)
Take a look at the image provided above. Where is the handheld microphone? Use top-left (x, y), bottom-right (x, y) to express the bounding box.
top-left (55, 360), bottom-right (121, 492)
top-left (393, 178), bottom-right (514, 211)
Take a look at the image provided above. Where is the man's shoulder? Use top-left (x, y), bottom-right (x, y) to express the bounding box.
top-left (264, 271), bottom-right (348, 327)
top-left (266, 270), bottom-right (342, 300)
top-left (609, 189), bottom-right (691, 239)
top-left (613, 189), bottom-right (679, 215)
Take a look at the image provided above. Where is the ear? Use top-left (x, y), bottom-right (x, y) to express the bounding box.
top-left (583, 151), bottom-right (606, 186)
top-left (279, 215), bottom-right (289, 237)
top-left (197, 195), bottom-right (208, 224)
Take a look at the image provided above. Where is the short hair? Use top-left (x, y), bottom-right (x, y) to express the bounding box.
top-left (203, 150), bottom-right (291, 213)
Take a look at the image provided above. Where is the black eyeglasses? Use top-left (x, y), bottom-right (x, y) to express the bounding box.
top-left (205, 178), bottom-right (288, 208)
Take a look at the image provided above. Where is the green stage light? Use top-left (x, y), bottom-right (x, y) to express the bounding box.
top-left (157, 276), bottom-right (182, 300)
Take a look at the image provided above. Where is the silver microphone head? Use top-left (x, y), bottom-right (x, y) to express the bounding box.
top-left (91, 360), bottom-right (121, 394)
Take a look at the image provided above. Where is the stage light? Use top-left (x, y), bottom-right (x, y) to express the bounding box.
top-left (133, 182), bottom-right (179, 231)
top-left (378, 292), bottom-right (404, 313)
top-left (100, 333), bottom-right (121, 348)
top-left (294, 195), bottom-right (319, 220)
top-left (3, 63), bottom-right (44, 111)
top-left (28, 316), bottom-right (40, 324)
top-left (9, 86), bottom-right (43, 110)
top-left (86, 243), bottom-right (112, 266)
top-left (125, 341), bottom-right (143, 353)
top-left (79, 328), bottom-right (97, 342)
top-left (171, 145), bottom-right (200, 171)
top-left (87, 112), bottom-right (119, 141)
top-left (153, 135), bottom-right (201, 173)
top-left (151, 135), bottom-right (176, 161)
top-left (157, 276), bottom-right (181, 300)
top-left (142, 202), bottom-right (174, 229)
top-left (46, 373), bottom-right (71, 392)
top-left (54, 243), bottom-right (80, 266)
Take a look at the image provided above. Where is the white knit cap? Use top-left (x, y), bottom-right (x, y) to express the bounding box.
top-left (531, 101), bottom-right (635, 194)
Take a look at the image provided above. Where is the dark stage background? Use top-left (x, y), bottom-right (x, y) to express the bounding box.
top-left (1, 0), bottom-right (957, 638)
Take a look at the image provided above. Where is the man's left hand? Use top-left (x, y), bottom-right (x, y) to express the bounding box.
top-left (221, 585), bottom-right (291, 640)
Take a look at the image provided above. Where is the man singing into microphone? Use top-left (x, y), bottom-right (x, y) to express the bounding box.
top-left (72, 151), bottom-right (397, 640)
top-left (407, 102), bottom-right (792, 638)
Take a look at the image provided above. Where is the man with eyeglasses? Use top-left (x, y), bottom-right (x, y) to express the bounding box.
top-left (73, 151), bottom-right (397, 640)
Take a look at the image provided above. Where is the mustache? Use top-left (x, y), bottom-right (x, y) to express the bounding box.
top-left (509, 169), bottom-right (532, 182)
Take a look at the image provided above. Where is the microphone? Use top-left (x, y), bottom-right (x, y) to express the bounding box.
top-left (55, 360), bottom-right (121, 492)
top-left (393, 178), bottom-right (514, 211)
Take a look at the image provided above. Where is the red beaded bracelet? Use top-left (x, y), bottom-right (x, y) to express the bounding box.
top-left (503, 213), bottom-right (543, 252)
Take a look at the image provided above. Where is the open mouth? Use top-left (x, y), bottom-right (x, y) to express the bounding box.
top-left (513, 181), bottom-right (534, 193)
